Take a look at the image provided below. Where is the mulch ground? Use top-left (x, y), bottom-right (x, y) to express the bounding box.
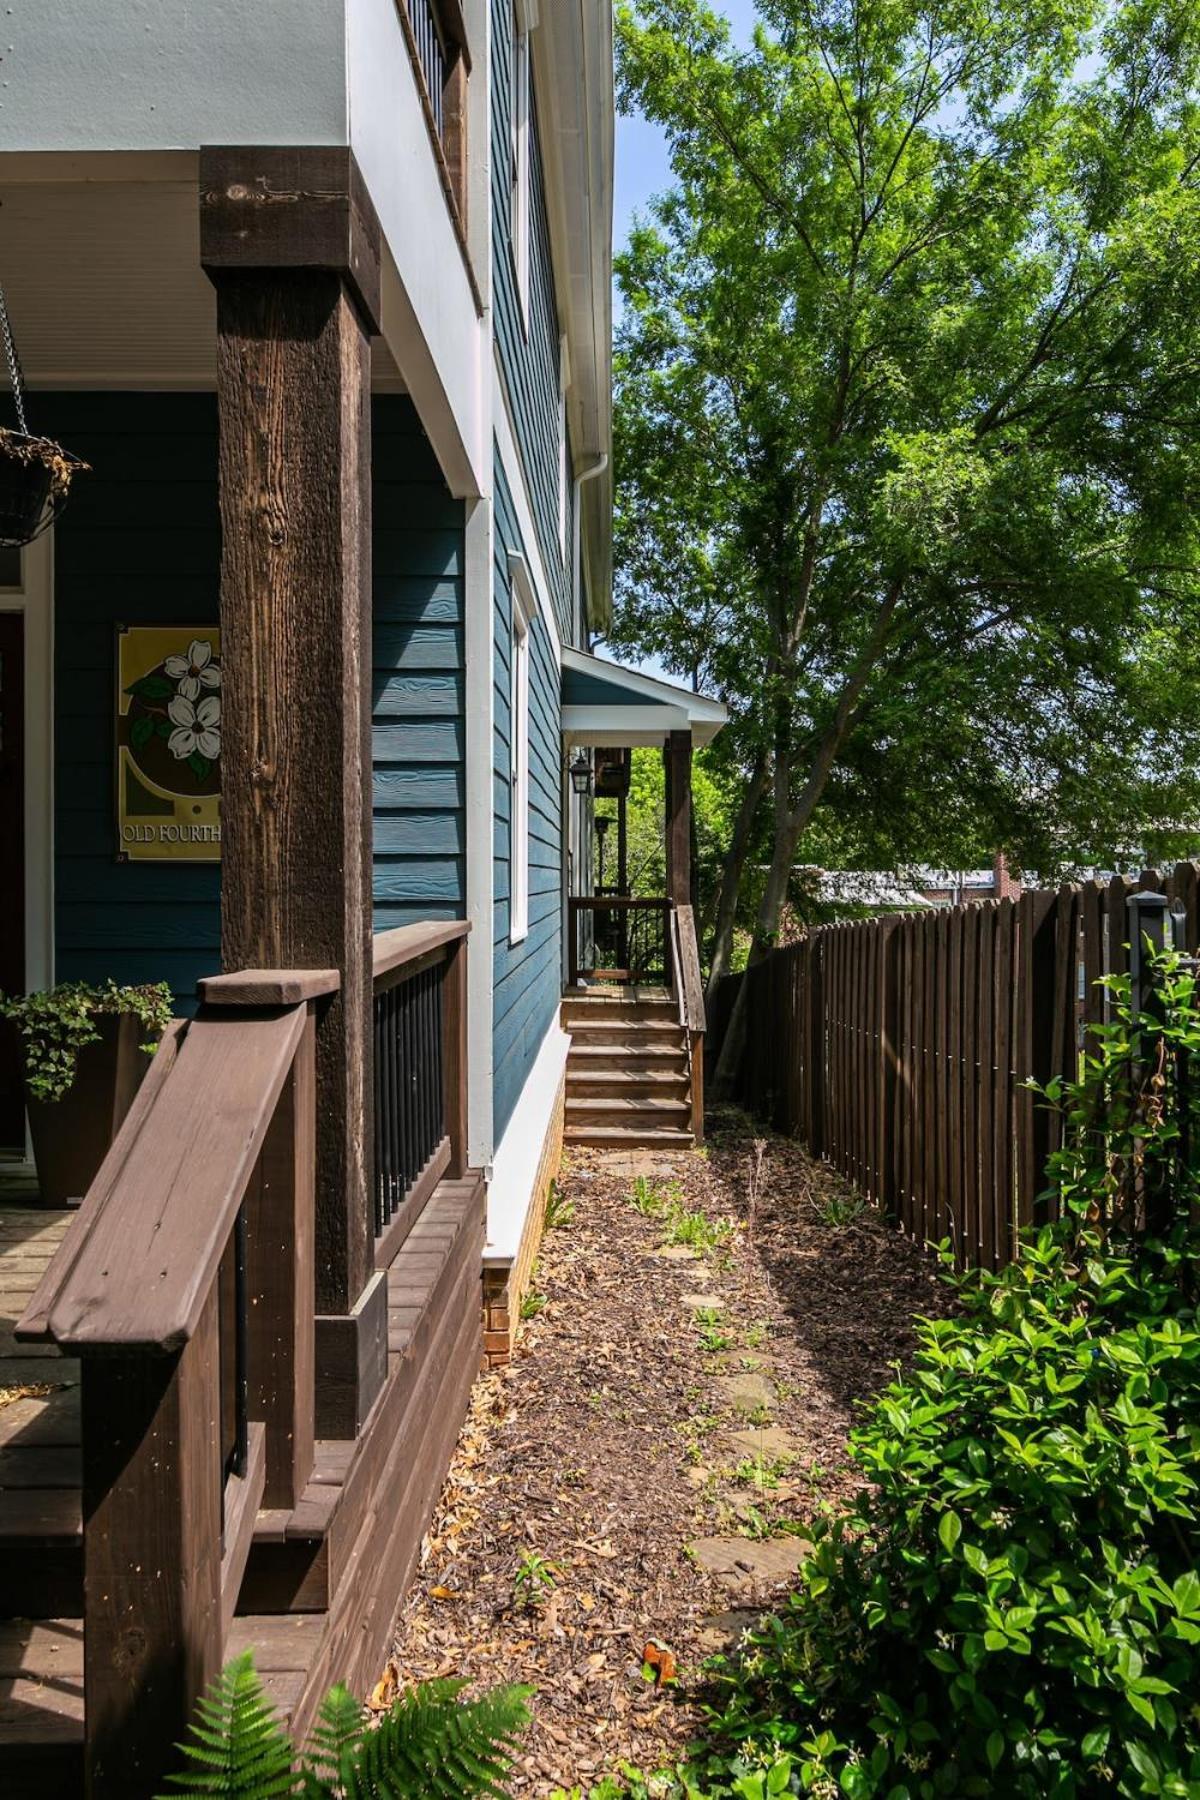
top-left (386, 1115), bottom-right (944, 1794)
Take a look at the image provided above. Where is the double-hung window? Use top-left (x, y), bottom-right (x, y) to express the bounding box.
top-left (509, 561), bottom-right (534, 944)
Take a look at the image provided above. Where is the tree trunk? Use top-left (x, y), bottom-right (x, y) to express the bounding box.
top-left (704, 754), bottom-right (770, 1005)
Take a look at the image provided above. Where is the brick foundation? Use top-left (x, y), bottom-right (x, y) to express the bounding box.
top-left (481, 1068), bottom-right (566, 1366)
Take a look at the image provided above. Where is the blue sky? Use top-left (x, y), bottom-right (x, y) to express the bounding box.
top-left (613, 0), bottom-right (761, 251)
top-left (601, 1), bottom-right (759, 680)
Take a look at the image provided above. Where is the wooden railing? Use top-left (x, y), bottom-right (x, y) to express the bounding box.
top-left (568, 896), bottom-right (672, 987)
top-left (670, 902), bottom-right (707, 1141)
top-left (397, 0), bottom-right (471, 228)
top-left (15, 966), bottom-right (336, 1797)
top-left (372, 920), bottom-right (469, 1266)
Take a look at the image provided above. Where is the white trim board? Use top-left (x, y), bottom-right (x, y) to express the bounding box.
top-left (492, 353), bottom-right (563, 665)
top-left (0, 532), bottom-right (54, 998)
top-left (484, 1012), bottom-right (570, 1264)
top-left (464, 494), bottom-right (496, 1171)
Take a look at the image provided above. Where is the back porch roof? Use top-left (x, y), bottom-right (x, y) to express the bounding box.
top-left (560, 647), bottom-right (727, 748)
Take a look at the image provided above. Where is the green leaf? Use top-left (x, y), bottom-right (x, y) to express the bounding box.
top-left (188, 753), bottom-right (212, 780)
top-left (130, 714), bottom-right (155, 750)
top-left (938, 1511), bottom-right (962, 1554)
top-left (126, 673), bottom-right (173, 701)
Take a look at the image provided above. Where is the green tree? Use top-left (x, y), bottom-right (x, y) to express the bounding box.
top-left (612, 0), bottom-right (1200, 1078)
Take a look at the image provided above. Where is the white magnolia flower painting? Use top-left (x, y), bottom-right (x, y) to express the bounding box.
top-left (167, 693), bottom-right (221, 763)
top-left (164, 639), bottom-right (221, 701)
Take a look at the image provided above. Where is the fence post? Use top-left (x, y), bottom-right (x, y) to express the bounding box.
top-left (878, 919), bottom-right (900, 1221)
top-left (1128, 889), bottom-right (1170, 1236)
top-left (809, 933), bottom-right (825, 1160)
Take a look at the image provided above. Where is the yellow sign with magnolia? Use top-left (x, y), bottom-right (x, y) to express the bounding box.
top-left (116, 626), bottom-right (221, 862)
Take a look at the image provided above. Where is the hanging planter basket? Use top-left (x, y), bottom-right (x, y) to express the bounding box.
top-left (0, 283), bottom-right (87, 546)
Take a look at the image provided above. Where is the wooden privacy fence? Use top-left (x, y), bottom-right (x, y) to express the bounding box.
top-left (710, 863), bottom-right (1200, 1269)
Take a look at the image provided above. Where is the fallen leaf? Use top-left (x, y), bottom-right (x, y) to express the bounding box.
top-left (641, 1640), bottom-right (678, 1686)
top-left (368, 1659), bottom-right (399, 1711)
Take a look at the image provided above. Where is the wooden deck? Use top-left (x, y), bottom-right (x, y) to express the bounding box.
top-left (0, 1176), bottom-right (485, 1795)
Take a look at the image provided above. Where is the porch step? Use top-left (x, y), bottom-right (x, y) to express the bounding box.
top-left (567, 1039), bottom-right (686, 1062)
top-left (562, 995), bottom-right (677, 1022)
top-left (566, 1095), bottom-right (690, 1121)
top-left (564, 1124), bottom-right (696, 1149)
top-left (566, 1019), bottom-right (684, 1047)
top-left (567, 1068), bottom-right (689, 1099)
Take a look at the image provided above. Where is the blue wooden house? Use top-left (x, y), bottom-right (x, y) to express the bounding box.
top-left (0, 1), bottom-right (724, 1789)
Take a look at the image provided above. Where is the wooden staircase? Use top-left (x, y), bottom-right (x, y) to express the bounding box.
top-left (563, 989), bottom-right (696, 1149)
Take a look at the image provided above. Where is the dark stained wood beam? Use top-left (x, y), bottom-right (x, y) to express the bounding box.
top-left (204, 167), bottom-right (378, 1335)
top-left (666, 730), bottom-right (693, 907)
top-left (200, 146), bottom-right (381, 334)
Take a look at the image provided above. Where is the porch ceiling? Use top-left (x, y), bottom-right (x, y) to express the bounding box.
top-left (561, 646), bottom-right (728, 748)
top-left (0, 158), bottom-right (403, 391)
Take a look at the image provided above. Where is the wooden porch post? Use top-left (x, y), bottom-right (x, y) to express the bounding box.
top-left (201, 150), bottom-right (383, 1424)
top-left (666, 730), bottom-right (693, 907)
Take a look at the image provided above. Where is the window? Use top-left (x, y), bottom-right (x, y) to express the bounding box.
top-left (510, 0), bottom-right (531, 323)
top-left (509, 561), bottom-right (534, 944)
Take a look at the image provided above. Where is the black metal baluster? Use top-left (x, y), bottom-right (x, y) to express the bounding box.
top-left (390, 986), bottom-right (402, 1224)
top-left (376, 1000), bottom-right (385, 1238)
top-left (434, 962), bottom-right (446, 1144)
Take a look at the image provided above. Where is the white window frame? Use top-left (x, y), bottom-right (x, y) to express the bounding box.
top-left (508, 556), bottom-right (535, 945)
top-left (511, 0), bottom-right (534, 328)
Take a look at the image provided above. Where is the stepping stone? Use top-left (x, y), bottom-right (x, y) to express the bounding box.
top-left (717, 1372), bottom-right (776, 1416)
top-left (725, 1426), bottom-right (800, 1462)
top-left (680, 1291), bottom-right (718, 1309)
top-left (690, 1534), bottom-right (811, 1594)
top-left (653, 1244), bottom-right (700, 1261)
top-left (698, 1608), bottom-right (764, 1650)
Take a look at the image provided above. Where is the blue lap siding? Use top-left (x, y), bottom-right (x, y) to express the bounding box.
top-left (39, 392), bottom-right (464, 1010)
top-left (492, 458), bottom-right (562, 1137)
top-left (45, 393), bottom-right (222, 1007)
top-left (371, 397), bottom-right (467, 927)
top-left (490, 0), bottom-right (577, 646)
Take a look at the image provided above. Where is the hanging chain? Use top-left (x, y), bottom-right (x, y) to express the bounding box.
top-left (0, 282), bottom-right (29, 436)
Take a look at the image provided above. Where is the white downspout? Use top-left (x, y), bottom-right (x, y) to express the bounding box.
top-left (572, 452), bottom-right (608, 643)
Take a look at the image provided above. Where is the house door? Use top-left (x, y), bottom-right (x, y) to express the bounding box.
top-left (0, 611), bottom-right (24, 1149)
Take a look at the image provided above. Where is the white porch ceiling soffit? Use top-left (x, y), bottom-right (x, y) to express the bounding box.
top-left (0, 156), bottom-right (403, 391)
top-left (561, 646), bottom-right (728, 748)
top-left (533, 3), bottom-right (614, 633)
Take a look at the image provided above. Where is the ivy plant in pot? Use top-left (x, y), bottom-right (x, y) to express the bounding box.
top-left (0, 280), bottom-right (88, 545)
top-left (0, 980), bottom-right (173, 1206)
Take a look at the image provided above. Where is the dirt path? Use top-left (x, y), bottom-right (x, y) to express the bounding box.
top-left (386, 1117), bottom-right (943, 1794)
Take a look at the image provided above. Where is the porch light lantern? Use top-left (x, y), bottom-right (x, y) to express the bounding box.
top-left (0, 281), bottom-right (87, 546)
top-left (569, 750), bottom-right (593, 796)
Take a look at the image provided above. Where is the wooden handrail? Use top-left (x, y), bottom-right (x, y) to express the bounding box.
top-left (672, 903), bottom-right (707, 1036)
top-left (14, 973), bottom-right (322, 1796)
top-left (373, 916), bottom-right (470, 982)
top-left (21, 1004), bottom-right (308, 1352)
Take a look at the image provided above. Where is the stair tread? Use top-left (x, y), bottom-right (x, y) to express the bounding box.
top-left (566, 1096), bottom-right (691, 1115)
top-left (567, 1068), bottom-right (687, 1085)
top-left (565, 1126), bottom-right (695, 1146)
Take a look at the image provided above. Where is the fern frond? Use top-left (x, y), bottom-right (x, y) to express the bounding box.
top-left (158, 1651), bottom-right (297, 1798)
top-left (304, 1682), bottom-right (367, 1791)
top-left (300, 1678), bottom-right (532, 1800)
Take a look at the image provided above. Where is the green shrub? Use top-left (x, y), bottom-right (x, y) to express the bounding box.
top-left (693, 957), bottom-right (1200, 1797)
